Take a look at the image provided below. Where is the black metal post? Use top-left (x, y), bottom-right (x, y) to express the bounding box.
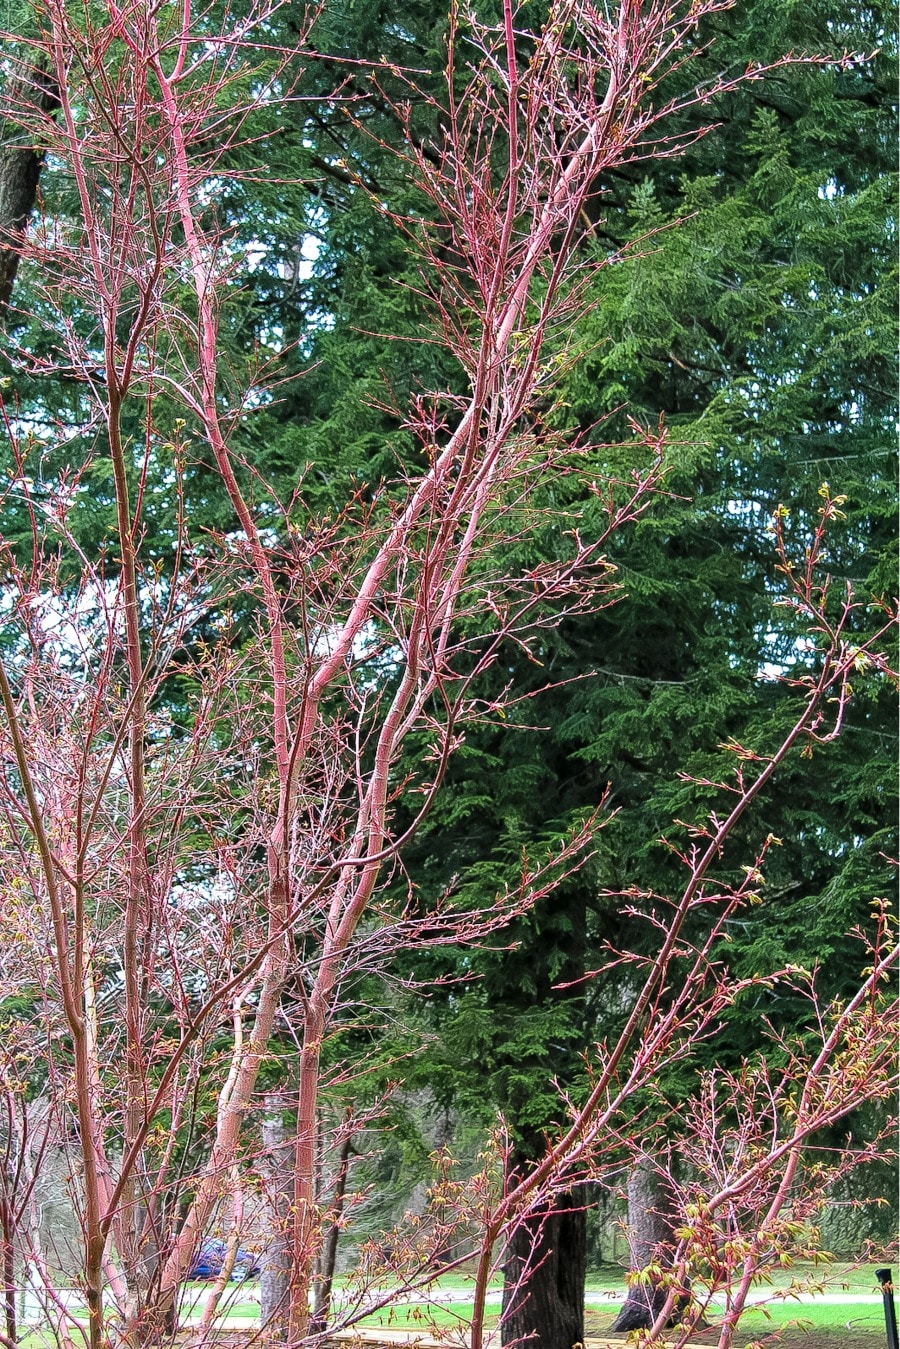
top-left (876, 1268), bottom-right (899, 1349)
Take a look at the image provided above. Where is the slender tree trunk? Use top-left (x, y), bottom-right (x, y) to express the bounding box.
top-left (610, 1155), bottom-right (678, 1332)
top-left (260, 1095), bottom-right (292, 1344)
top-left (288, 1012), bottom-right (327, 1343)
top-left (501, 1179), bottom-right (586, 1349)
top-left (0, 1192), bottom-right (15, 1347)
top-left (310, 1112), bottom-right (355, 1335)
top-left (188, 1167), bottom-right (245, 1348)
top-left (0, 63), bottom-right (58, 319)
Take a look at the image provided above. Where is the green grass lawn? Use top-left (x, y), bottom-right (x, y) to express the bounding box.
top-left (352, 1299), bottom-right (882, 1333)
top-left (322, 1261), bottom-right (890, 1347)
top-left (345, 1259), bottom-right (883, 1298)
top-left (12, 1299), bottom-right (887, 1349)
top-left (333, 1259), bottom-right (887, 1333)
top-left (728, 1301), bottom-right (884, 1332)
top-left (12, 1262), bottom-right (890, 1346)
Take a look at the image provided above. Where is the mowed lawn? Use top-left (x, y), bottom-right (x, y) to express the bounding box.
top-left (348, 1260), bottom-right (890, 1347)
top-left (317, 1262), bottom-right (891, 1346)
top-left (15, 1263), bottom-right (891, 1349)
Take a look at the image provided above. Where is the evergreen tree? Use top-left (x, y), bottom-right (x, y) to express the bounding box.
top-left (382, 0), bottom-right (895, 1337)
top-left (194, 0), bottom-right (896, 1331)
top-left (0, 0), bottom-right (893, 1339)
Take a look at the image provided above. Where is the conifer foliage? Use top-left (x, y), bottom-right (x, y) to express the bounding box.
top-left (0, 2), bottom-right (895, 1348)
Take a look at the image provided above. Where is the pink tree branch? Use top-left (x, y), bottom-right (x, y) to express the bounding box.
top-left (0, 2), bottom-right (887, 1347)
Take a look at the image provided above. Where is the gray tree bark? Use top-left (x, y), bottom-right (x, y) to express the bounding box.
top-left (500, 1180), bottom-right (586, 1349)
top-left (610, 1154), bottom-right (679, 1332)
top-left (0, 62), bottom-right (58, 320)
top-left (259, 1095), bottom-right (292, 1343)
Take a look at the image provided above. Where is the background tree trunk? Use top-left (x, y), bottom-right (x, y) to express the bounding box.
top-left (0, 1192), bottom-right (15, 1349)
top-left (610, 1155), bottom-right (678, 1332)
top-left (501, 1182), bottom-right (586, 1349)
top-left (310, 1114), bottom-right (355, 1335)
top-left (0, 64), bottom-right (58, 319)
top-left (259, 1096), bottom-right (292, 1343)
